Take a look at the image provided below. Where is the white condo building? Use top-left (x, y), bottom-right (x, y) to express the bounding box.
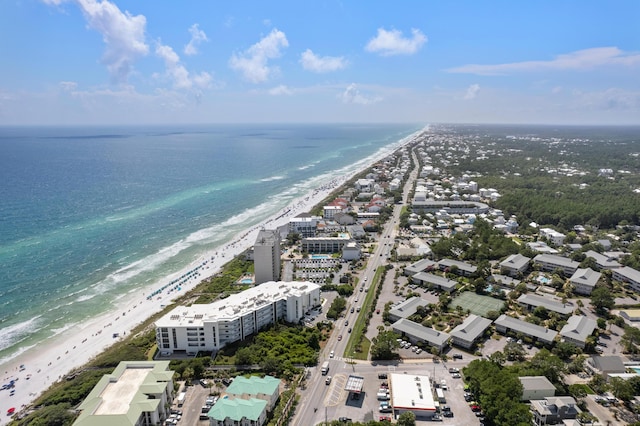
top-left (254, 229), bottom-right (281, 284)
top-left (155, 281), bottom-right (320, 355)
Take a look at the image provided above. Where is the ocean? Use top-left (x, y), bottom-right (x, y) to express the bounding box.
top-left (0, 123), bottom-right (421, 365)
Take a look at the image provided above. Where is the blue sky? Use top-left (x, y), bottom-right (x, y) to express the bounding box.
top-left (1, 0), bottom-right (639, 125)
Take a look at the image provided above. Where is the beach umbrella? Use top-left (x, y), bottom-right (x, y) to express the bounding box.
top-left (7, 407), bottom-right (15, 414)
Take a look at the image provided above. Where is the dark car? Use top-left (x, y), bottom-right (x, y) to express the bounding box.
top-left (452, 353), bottom-right (463, 359)
top-left (338, 417), bottom-right (352, 423)
top-left (378, 373), bottom-right (388, 379)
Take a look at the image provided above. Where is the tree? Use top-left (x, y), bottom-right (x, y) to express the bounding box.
top-left (568, 384), bottom-right (587, 400)
top-left (371, 330), bottom-right (400, 360)
top-left (235, 347), bottom-right (253, 366)
top-left (552, 341), bottom-right (579, 360)
top-left (397, 411), bottom-right (416, 426)
top-left (503, 341), bottom-right (527, 361)
top-left (621, 325), bottom-right (640, 354)
top-left (529, 349), bottom-right (566, 384)
top-left (610, 377), bottom-right (634, 401)
top-left (590, 286), bottom-right (614, 314)
top-left (489, 351), bottom-right (506, 366)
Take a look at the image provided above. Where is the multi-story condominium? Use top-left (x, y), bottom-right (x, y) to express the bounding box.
top-left (301, 233), bottom-right (352, 253)
top-left (450, 314), bottom-right (492, 349)
top-left (254, 229), bottom-right (281, 284)
top-left (533, 254), bottom-right (579, 276)
top-left (494, 314), bottom-right (558, 345)
top-left (539, 228), bottom-right (566, 246)
top-left (499, 254), bottom-right (531, 277)
top-left (73, 361), bottom-right (174, 426)
top-left (569, 268), bottom-right (602, 295)
top-left (612, 266), bottom-right (640, 292)
top-left (584, 250), bottom-right (621, 270)
top-left (288, 214), bottom-right (321, 237)
top-left (155, 281), bottom-right (320, 355)
top-left (559, 315), bottom-right (597, 349)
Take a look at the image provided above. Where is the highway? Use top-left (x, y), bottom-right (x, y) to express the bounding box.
top-left (292, 148), bottom-right (420, 426)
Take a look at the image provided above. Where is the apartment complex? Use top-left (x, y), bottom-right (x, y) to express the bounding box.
top-left (155, 281), bottom-right (320, 355)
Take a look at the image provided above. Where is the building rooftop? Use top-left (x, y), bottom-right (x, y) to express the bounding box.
top-left (494, 315), bottom-right (558, 342)
top-left (390, 373), bottom-right (436, 412)
top-left (412, 272), bottom-right (457, 290)
top-left (226, 375), bottom-right (280, 397)
top-left (450, 314), bottom-right (492, 342)
top-left (500, 253), bottom-right (531, 270)
top-left (438, 259), bottom-right (478, 274)
top-left (560, 315), bottom-right (597, 343)
top-left (345, 375), bottom-right (365, 393)
top-left (74, 361), bottom-right (174, 426)
top-left (569, 268), bottom-right (602, 288)
top-left (584, 250), bottom-right (621, 269)
top-left (392, 318), bottom-right (450, 347)
top-left (389, 297), bottom-right (429, 320)
top-left (517, 293), bottom-right (574, 315)
top-left (520, 376), bottom-right (555, 392)
top-left (156, 281), bottom-right (320, 327)
top-left (208, 398), bottom-right (267, 422)
top-left (533, 254), bottom-right (580, 269)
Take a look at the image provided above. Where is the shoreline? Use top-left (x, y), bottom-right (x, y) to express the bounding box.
top-left (0, 128), bottom-right (424, 423)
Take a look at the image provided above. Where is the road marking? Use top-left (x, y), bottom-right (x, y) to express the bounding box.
top-left (324, 374), bottom-right (347, 406)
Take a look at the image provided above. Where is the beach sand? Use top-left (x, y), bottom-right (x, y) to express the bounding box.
top-left (0, 130), bottom-right (421, 424)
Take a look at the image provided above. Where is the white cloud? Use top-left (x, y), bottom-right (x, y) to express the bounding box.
top-left (575, 87), bottom-right (640, 110)
top-left (74, 0), bottom-right (149, 83)
top-left (300, 49), bottom-right (347, 73)
top-left (229, 29), bottom-right (288, 83)
top-left (184, 24), bottom-right (208, 56)
top-left (340, 83), bottom-right (382, 105)
top-left (365, 28), bottom-right (427, 56)
top-left (268, 85), bottom-right (293, 95)
top-left (464, 84), bottom-right (480, 100)
top-left (156, 42), bottom-right (211, 90)
top-left (447, 47), bottom-right (640, 75)
top-left (59, 81), bottom-right (78, 91)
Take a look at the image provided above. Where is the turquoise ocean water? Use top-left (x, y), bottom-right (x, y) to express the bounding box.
top-left (0, 123), bottom-right (421, 364)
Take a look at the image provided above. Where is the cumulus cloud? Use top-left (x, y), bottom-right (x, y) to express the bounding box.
top-left (464, 84), bottom-right (480, 100)
top-left (156, 42), bottom-right (211, 90)
top-left (300, 49), bottom-right (347, 73)
top-left (365, 28), bottom-right (427, 56)
top-left (268, 85), bottom-right (293, 95)
top-left (184, 24), bottom-right (208, 56)
top-left (229, 29), bottom-right (288, 83)
top-left (74, 0), bottom-right (149, 83)
top-left (340, 83), bottom-right (382, 105)
top-left (447, 47), bottom-right (640, 75)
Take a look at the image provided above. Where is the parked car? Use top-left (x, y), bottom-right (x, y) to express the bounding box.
top-left (453, 353), bottom-right (463, 359)
top-left (326, 376), bottom-right (332, 385)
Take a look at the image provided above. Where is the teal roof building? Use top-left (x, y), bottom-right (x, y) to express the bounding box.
top-left (208, 398), bottom-right (268, 425)
top-left (226, 375), bottom-right (281, 410)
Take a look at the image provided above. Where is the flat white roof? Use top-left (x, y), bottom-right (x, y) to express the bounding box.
top-left (95, 367), bottom-right (152, 415)
top-left (156, 281), bottom-right (320, 327)
top-left (390, 373), bottom-right (436, 412)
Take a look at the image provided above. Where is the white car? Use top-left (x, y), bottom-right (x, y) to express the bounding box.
top-left (329, 350), bottom-right (334, 358)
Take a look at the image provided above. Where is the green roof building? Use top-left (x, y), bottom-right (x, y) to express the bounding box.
top-left (208, 398), bottom-right (268, 426)
top-left (73, 361), bottom-right (174, 426)
top-left (225, 375), bottom-right (281, 410)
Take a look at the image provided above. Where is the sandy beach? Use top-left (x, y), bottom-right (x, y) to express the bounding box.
top-left (0, 130), bottom-right (421, 424)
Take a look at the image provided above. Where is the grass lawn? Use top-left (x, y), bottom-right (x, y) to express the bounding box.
top-left (451, 291), bottom-right (505, 317)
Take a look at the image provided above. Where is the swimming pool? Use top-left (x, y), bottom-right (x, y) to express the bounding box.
top-left (240, 278), bottom-right (253, 284)
top-left (311, 254), bottom-right (330, 259)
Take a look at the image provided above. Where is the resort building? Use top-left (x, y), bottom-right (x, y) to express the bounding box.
top-left (254, 229), bottom-right (281, 285)
top-left (403, 259), bottom-right (438, 276)
top-left (569, 268), bottom-right (602, 295)
top-left (532, 254), bottom-right (579, 276)
top-left (520, 376), bottom-right (556, 401)
top-left (341, 241), bottom-right (362, 261)
top-left (323, 205), bottom-right (343, 220)
top-left (450, 314), bottom-right (492, 349)
top-left (559, 315), bottom-right (597, 349)
top-left (494, 315), bottom-right (558, 345)
top-left (155, 281), bottom-right (321, 355)
top-left (517, 294), bottom-right (574, 317)
top-left (499, 254), bottom-right (531, 277)
top-left (389, 373), bottom-right (437, 420)
top-left (391, 318), bottom-right (450, 352)
top-left (73, 361), bottom-right (174, 426)
top-left (410, 200), bottom-right (490, 215)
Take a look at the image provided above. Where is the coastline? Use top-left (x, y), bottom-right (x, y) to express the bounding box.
top-left (0, 127), bottom-right (424, 423)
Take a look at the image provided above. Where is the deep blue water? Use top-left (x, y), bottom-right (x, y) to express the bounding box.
top-left (0, 123), bottom-right (421, 363)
